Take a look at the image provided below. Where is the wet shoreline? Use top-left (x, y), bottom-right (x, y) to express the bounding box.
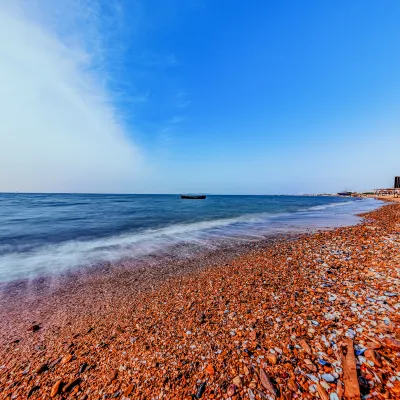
top-left (0, 195), bottom-right (381, 283)
top-left (0, 232), bottom-right (299, 320)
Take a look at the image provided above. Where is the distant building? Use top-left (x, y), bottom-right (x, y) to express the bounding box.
top-left (374, 177), bottom-right (400, 197)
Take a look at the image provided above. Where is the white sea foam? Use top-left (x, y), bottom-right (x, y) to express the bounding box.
top-left (305, 202), bottom-right (352, 211)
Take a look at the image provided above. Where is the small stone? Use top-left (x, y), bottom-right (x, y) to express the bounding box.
top-left (321, 373), bottom-right (335, 382)
top-left (299, 339), bottom-right (312, 354)
top-left (51, 380), bottom-right (62, 397)
top-left (248, 388), bottom-right (256, 400)
top-left (250, 330), bottom-right (257, 340)
top-left (108, 370), bottom-right (118, 382)
top-left (304, 359), bottom-right (317, 372)
top-left (364, 349), bottom-right (382, 367)
top-left (287, 378), bottom-right (297, 392)
top-left (205, 364), bottom-right (215, 375)
top-left (61, 354), bottom-right (73, 364)
top-left (267, 354), bottom-right (278, 365)
top-left (124, 383), bottom-right (135, 396)
top-left (232, 375), bottom-right (242, 387)
top-left (227, 384), bottom-right (238, 396)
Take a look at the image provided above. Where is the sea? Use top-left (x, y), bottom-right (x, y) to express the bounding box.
top-left (0, 193), bottom-right (382, 282)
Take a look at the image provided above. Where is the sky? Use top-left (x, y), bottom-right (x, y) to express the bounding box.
top-left (0, 0), bottom-right (400, 194)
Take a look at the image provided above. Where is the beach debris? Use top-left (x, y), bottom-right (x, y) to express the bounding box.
top-left (341, 339), bottom-right (361, 399)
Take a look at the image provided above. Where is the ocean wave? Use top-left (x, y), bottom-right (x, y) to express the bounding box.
top-left (302, 201), bottom-right (351, 211)
top-left (0, 198), bottom-right (382, 282)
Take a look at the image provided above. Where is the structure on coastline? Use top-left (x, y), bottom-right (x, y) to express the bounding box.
top-left (374, 176), bottom-right (400, 197)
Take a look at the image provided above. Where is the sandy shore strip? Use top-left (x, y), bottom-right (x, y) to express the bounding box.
top-left (1, 204), bottom-right (400, 399)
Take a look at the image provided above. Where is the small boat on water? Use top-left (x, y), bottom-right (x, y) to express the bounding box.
top-left (180, 194), bottom-right (206, 200)
top-left (337, 191), bottom-right (353, 196)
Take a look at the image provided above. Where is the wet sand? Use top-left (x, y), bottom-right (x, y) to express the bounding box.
top-left (0, 204), bottom-right (399, 399)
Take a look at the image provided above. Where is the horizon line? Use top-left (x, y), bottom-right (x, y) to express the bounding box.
top-left (0, 191), bottom-right (353, 196)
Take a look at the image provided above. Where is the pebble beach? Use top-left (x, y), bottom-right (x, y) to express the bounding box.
top-left (1, 202), bottom-right (399, 399)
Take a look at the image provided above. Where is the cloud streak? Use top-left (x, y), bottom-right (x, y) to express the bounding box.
top-left (0, 0), bottom-right (144, 193)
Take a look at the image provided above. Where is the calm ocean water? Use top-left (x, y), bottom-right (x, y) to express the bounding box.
top-left (0, 193), bottom-right (381, 282)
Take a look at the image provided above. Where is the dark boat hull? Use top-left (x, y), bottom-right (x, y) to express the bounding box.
top-left (337, 192), bottom-right (352, 196)
top-left (180, 195), bottom-right (206, 199)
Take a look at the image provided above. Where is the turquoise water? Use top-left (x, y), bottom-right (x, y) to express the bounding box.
top-left (0, 194), bottom-right (381, 281)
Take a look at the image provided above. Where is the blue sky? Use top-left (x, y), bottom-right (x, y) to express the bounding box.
top-left (1, 0), bottom-right (400, 193)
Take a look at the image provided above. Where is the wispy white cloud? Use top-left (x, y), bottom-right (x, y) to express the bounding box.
top-left (0, 0), bottom-right (145, 193)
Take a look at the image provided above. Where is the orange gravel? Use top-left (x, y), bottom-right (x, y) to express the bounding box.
top-left (1, 204), bottom-right (399, 399)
